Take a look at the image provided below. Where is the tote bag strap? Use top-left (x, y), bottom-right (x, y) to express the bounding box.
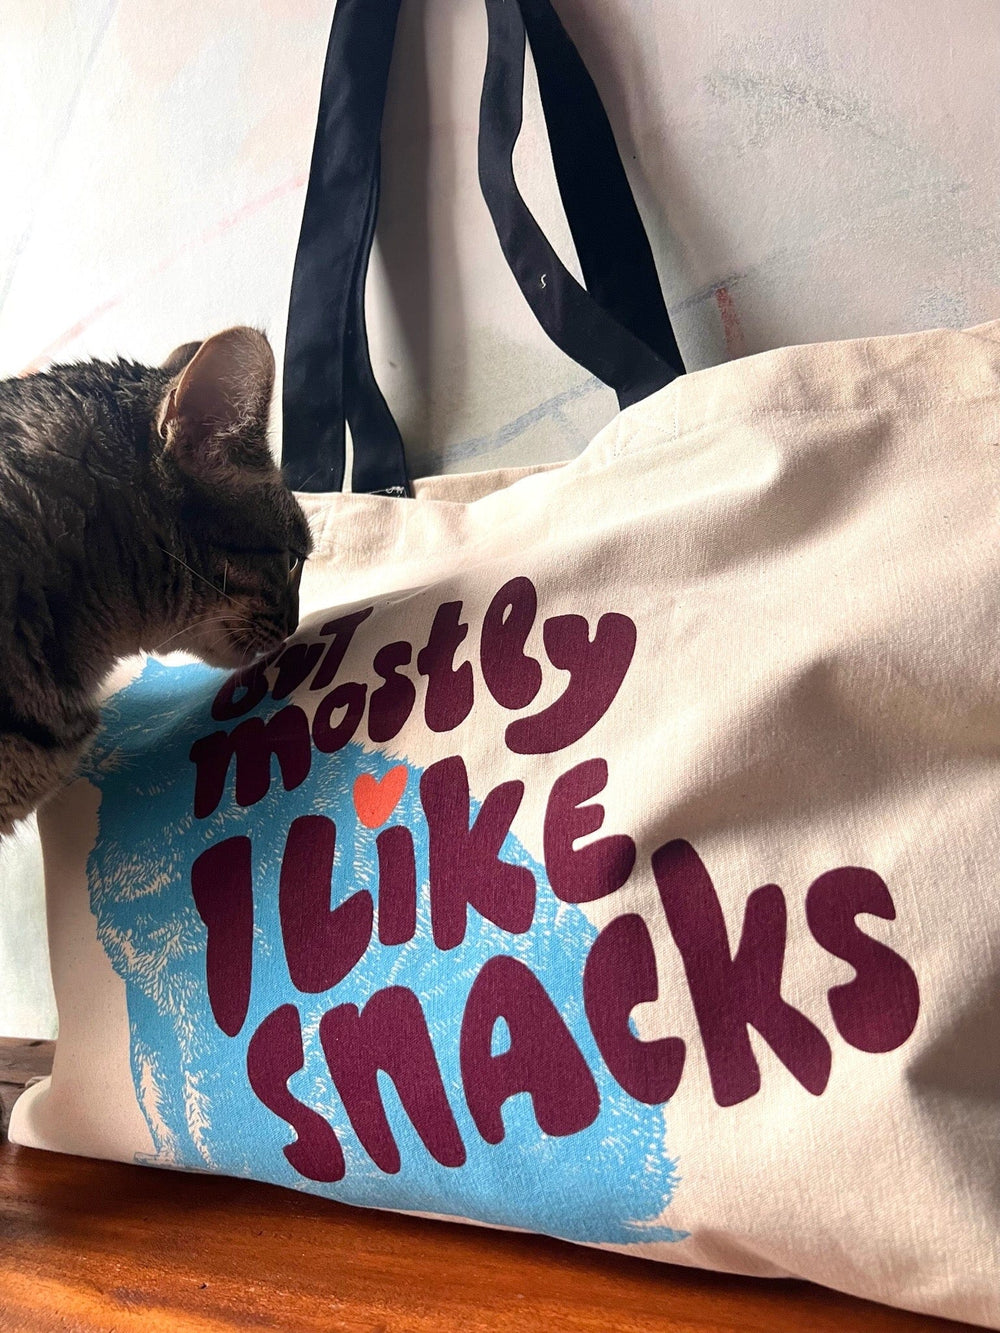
top-left (282, 0), bottom-right (685, 496)
top-left (282, 0), bottom-right (404, 496)
top-left (479, 0), bottom-right (683, 409)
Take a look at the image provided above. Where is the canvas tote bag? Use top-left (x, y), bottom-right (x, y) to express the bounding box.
top-left (10, 0), bottom-right (1000, 1325)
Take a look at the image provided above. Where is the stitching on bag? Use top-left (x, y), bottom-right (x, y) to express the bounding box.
top-left (613, 392), bottom-right (1000, 463)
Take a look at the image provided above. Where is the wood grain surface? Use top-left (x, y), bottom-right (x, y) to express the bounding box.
top-left (0, 1039), bottom-right (980, 1333)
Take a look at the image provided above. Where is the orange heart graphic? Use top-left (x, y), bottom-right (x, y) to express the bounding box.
top-left (353, 766), bottom-right (408, 829)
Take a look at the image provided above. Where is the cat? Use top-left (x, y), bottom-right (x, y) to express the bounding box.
top-left (0, 325), bottom-right (312, 836)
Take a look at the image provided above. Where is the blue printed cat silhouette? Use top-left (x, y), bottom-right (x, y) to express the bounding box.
top-left (84, 656), bottom-right (685, 1246)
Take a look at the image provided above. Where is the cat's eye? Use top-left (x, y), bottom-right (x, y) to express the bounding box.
top-left (221, 545), bottom-right (305, 579)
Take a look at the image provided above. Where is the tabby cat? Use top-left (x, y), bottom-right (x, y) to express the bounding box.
top-left (0, 326), bottom-right (311, 835)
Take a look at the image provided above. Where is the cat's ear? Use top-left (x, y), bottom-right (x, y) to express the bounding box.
top-left (156, 326), bottom-right (275, 482)
top-left (160, 340), bottom-right (203, 375)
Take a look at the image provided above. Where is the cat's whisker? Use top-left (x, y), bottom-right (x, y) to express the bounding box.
top-left (152, 615), bottom-right (236, 653)
top-left (157, 546), bottom-right (236, 605)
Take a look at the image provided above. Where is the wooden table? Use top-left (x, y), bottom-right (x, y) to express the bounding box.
top-left (0, 1039), bottom-right (979, 1333)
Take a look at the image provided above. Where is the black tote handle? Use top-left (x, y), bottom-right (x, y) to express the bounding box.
top-left (515, 0), bottom-right (682, 371)
top-left (282, 0), bottom-right (684, 495)
top-left (479, 0), bottom-right (682, 409)
top-left (282, 0), bottom-right (406, 496)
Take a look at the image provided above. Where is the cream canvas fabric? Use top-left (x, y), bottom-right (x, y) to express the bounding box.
top-left (11, 319), bottom-right (1000, 1327)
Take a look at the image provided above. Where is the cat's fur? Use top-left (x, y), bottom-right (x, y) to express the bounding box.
top-left (0, 326), bottom-right (311, 835)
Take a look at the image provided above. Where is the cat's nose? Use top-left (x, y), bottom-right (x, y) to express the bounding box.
top-left (283, 563), bottom-right (303, 640)
top-left (283, 595), bottom-right (300, 640)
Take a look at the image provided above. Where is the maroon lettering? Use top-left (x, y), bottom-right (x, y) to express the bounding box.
top-left (191, 836), bottom-right (254, 1038)
top-left (653, 840), bottom-right (832, 1107)
top-left (806, 867), bottom-right (920, 1053)
top-left (279, 816), bottom-right (373, 993)
top-left (367, 641), bottom-right (416, 743)
top-left (319, 987), bottom-right (466, 1173)
top-left (505, 612), bottom-right (636, 755)
top-left (421, 756), bottom-right (535, 950)
top-left (247, 1004), bottom-right (345, 1182)
top-left (312, 681), bottom-right (366, 753)
top-left (271, 641), bottom-right (324, 701)
top-left (377, 826), bottom-right (417, 946)
top-left (310, 607), bottom-right (373, 692)
top-left (480, 577), bottom-right (543, 710)
top-left (543, 758), bottom-right (635, 902)
top-left (190, 705), bottom-right (311, 819)
top-left (460, 955), bottom-right (599, 1143)
top-left (211, 660), bottom-right (269, 721)
top-left (416, 601), bottom-right (474, 732)
top-left (583, 913), bottom-right (685, 1103)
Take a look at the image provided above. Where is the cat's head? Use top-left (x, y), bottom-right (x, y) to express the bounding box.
top-left (152, 327), bottom-right (313, 670)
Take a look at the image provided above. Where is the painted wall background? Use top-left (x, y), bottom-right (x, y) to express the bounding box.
top-left (1, 0), bottom-right (997, 1037)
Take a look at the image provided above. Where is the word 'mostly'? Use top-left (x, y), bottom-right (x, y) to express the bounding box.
top-left (191, 576), bottom-right (636, 819)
